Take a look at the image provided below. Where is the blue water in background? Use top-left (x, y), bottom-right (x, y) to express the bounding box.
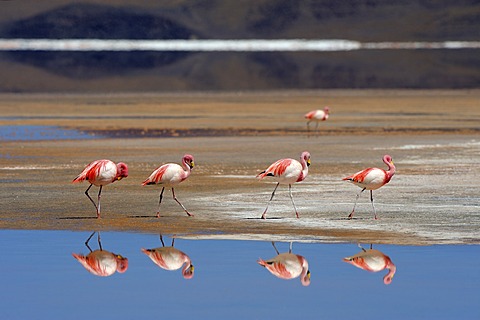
top-left (0, 125), bottom-right (95, 141)
top-left (0, 230), bottom-right (478, 320)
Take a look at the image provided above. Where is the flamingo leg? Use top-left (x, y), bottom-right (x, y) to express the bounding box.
top-left (348, 187), bottom-right (366, 219)
top-left (96, 186), bottom-right (103, 218)
top-left (172, 188), bottom-right (193, 217)
top-left (97, 232), bottom-right (103, 251)
top-left (289, 241), bottom-right (293, 253)
top-left (85, 231), bottom-right (96, 252)
top-left (288, 184), bottom-right (299, 218)
top-left (84, 184), bottom-right (100, 217)
top-left (156, 187), bottom-right (165, 218)
top-left (315, 121), bottom-right (319, 135)
top-left (271, 242), bottom-right (280, 255)
top-left (261, 183), bottom-right (279, 219)
top-left (159, 234), bottom-right (165, 247)
top-left (370, 190), bottom-right (378, 220)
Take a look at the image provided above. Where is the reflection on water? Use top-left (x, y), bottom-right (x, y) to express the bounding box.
top-left (1, 230), bottom-right (479, 319)
top-left (141, 234), bottom-right (194, 279)
top-left (343, 244), bottom-right (396, 285)
top-left (258, 242), bottom-right (310, 286)
top-left (72, 231), bottom-right (128, 277)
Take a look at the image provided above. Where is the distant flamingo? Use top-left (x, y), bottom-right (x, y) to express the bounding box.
top-left (257, 151), bottom-right (311, 219)
top-left (343, 155), bottom-right (395, 219)
top-left (72, 231), bottom-right (128, 277)
top-left (142, 154), bottom-right (195, 217)
top-left (343, 244), bottom-right (396, 285)
top-left (72, 159), bottom-right (128, 218)
top-left (141, 235), bottom-right (194, 279)
top-left (305, 107), bottom-right (329, 135)
top-left (257, 242), bottom-right (311, 286)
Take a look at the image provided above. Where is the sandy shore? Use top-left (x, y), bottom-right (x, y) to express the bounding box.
top-left (1, 90), bottom-right (479, 245)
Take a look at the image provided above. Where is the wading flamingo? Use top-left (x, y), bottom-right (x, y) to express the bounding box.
top-left (257, 151), bottom-right (311, 219)
top-left (72, 159), bottom-right (128, 218)
top-left (305, 107), bottom-right (329, 135)
top-left (343, 155), bottom-right (395, 219)
top-left (343, 244), bottom-right (396, 285)
top-left (141, 235), bottom-right (194, 279)
top-left (142, 154), bottom-right (195, 217)
top-left (257, 242), bottom-right (311, 286)
top-left (72, 231), bottom-right (128, 277)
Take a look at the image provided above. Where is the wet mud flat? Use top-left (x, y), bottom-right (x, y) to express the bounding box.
top-left (0, 90), bottom-right (479, 245)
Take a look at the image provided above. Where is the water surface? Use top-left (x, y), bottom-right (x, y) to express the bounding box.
top-left (1, 230), bottom-right (478, 319)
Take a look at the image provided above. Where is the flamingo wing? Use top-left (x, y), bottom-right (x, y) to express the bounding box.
top-left (142, 247), bottom-right (185, 271)
top-left (258, 159), bottom-right (302, 183)
top-left (344, 168), bottom-right (387, 190)
top-left (304, 110), bottom-right (317, 119)
top-left (143, 163), bottom-right (185, 186)
top-left (258, 253), bottom-right (302, 279)
top-left (73, 160), bottom-right (116, 185)
top-left (343, 249), bottom-right (388, 272)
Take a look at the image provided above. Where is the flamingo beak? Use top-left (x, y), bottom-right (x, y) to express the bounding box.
top-left (307, 159), bottom-right (311, 167)
top-left (190, 162), bottom-right (195, 169)
top-left (307, 270), bottom-right (311, 279)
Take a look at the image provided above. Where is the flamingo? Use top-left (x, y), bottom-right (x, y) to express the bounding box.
top-left (257, 242), bottom-right (311, 286)
top-left (257, 151), bottom-right (311, 219)
top-left (343, 244), bottom-right (396, 285)
top-left (342, 155), bottom-right (395, 219)
top-left (142, 154), bottom-right (195, 217)
top-left (72, 231), bottom-right (128, 277)
top-left (141, 235), bottom-right (194, 279)
top-left (305, 107), bottom-right (329, 134)
top-left (72, 159), bottom-right (128, 218)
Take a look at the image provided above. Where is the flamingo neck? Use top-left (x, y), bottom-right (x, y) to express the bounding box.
top-left (383, 157), bottom-right (396, 182)
top-left (298, 256), bottom-right (311, 286)
top-left (181, 257), bottom-right (194, 279)
top-left (383, 259), bottom-right (396, 285)
top-left (181, 161), bottom-right (192, 178)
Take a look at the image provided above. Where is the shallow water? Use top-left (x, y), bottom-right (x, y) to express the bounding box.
top-left (0, 125), bottom-right (95, 141)
top-left (1, 230), bottom-right (478, 320)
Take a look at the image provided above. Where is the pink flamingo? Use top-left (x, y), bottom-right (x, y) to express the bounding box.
top-left (304, 107), bottom-right (329, 134)
top-left (142, 154), bottom-right (195, 217)
top-left (72, 232), bottom-right (128, 277)
top-left (342, 155), bottom-right (395, 219)
top-left (343, 244), bottom-right (396, 285)
top-left (72, 159), bottom-right (128, 218)
top-left (141, 235), bottom-right (194, 279)
top-left (257, 151), bottom-right (311, 219)
top-left (257, 242), bottom-right (311, 286)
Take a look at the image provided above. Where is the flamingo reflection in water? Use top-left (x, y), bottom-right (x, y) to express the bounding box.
top-left (72, 231), bottom-right (128, 277)
top-left (141, 235), bottom-right (194, 279)
top-left (257, 242), bottom-right (311, 286)
top-left (343, 244), bottom-right (396, 285)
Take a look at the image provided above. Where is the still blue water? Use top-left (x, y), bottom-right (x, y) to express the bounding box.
top-left (0, 125), bottom-right (95, 141)
top-left (0, 230), bottom-right (478, 320)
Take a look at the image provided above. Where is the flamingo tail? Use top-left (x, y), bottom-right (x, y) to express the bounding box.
top-left (142, 179), bottom-right (155, 186)
top-left (72, 174), bottom-right (86, 183)
top-left (257, 258), bottom-right (268, 267)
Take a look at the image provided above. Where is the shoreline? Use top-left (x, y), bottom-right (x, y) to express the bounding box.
top-left (1, 90), bottom-right (479, 245)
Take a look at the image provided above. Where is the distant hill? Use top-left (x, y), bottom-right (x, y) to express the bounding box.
top-left (0, 0), bottom-right (479, 92)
